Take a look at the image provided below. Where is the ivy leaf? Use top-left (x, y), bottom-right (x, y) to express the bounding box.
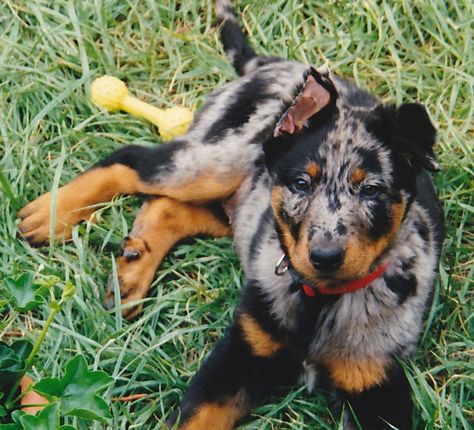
top-left (11, 410), bottom-right (24, 423)
top-left (0, 410), bottom-right (25, 430)
top-left (0, 342), bottom-right (26, 389)
top-left (10, 340), bottom-right (33, 363)
top-left (3, 274), bottom-right (46, 312)
top-left (33, 356), bottom-right (113, 422)
top-left (0, 340), bottom-right (33, 391)
top-left (19, 402), bottom-right (74, 430)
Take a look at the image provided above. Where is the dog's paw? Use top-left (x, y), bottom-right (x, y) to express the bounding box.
top-left (105, 236), bottom-right (157, 320)
top-left (18, 191), bottom-right (94, 245)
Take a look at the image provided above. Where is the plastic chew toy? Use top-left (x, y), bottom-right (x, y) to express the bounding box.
top-left (91, 75), bottom-right (193, 141)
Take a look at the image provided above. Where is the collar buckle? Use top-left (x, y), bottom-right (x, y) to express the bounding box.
top-left (274, 254), bottom-right (289, 276)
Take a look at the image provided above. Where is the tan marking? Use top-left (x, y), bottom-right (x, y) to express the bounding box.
top-left (351, 168), bottom-right (366, 184)
top-left (108, 197), bottom-right (231, 319)
top-left (271, 186), bottom-right (294, 251)
top-left (239, 313), bottom-right (283, 357)
top-left (271, 186), bottom-right (314, 281)
top-left (180, 399), bottom-right (247, 430)
top-left (18, 165), bottom-right (139, 244)
top-left (19, 163), bottom-right (241, 244)
top-left (327, 357), bottom-right (388, 393)
top-left (158, 174), bottom-right (245, 203)
top-left (306, 161), bottom-right (319, 179)
top-left (344, 201), bottom-right (406, 278)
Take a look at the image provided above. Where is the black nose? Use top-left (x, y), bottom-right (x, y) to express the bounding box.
top-left (309, 247), bottom-right (344, 271)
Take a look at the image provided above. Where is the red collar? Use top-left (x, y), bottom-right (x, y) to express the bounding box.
top-left (302, 260), bottom-right (391, 296)
top-left (275, 255), bottom-right (391, 297)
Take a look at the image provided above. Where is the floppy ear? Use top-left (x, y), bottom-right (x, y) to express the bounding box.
top-left (370, 103), bottom-right (439, 172)
top-left (273, 65), bottom-right (338, 137)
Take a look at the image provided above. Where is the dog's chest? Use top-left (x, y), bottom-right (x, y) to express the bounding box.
top-left (307, 205), bottom-right (439, 362)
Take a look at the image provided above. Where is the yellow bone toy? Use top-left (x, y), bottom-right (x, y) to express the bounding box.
top-left (91, 75), bottom-right (193, 141)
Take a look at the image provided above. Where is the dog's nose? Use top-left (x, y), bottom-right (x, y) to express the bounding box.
top-left (309, 247), bottom-right (344, 271)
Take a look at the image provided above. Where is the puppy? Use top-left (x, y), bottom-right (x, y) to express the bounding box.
top-left (19, 1), bottom-right (444, 428)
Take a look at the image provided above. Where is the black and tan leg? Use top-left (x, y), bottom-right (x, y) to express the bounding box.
top-left (326, 358), bottom-right (413, 429)
top-left (18, 143), bottom-right (245, 245)
top-left (106, 197), bottom-right (231, 319)
top-left (171, 310), bottom-right (302, 430)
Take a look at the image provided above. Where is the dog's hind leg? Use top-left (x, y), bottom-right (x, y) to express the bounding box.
top-left (105, 196), bottom-right (231, 319)
top-left (18, 140), bottom-right (248, 245)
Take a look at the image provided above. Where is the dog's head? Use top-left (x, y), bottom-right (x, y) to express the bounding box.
top-left (266, 66), bottom-right (437, 286)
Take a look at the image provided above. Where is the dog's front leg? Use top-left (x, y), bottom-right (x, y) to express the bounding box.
top-left (106, 197), bottom-right (231, 319)
top-left (170, 311), bottom-right (302, 430)
top-left (330, 362), bottom-right (413, 429)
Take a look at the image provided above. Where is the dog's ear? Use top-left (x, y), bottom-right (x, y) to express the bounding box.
top-left (369, 102), bottom-right (439, 172)
top-left (273, 65), bottom-right (338, 137)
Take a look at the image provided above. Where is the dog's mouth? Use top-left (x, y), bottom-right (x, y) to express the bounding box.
top-left (276, 253), bottom-right (390, 295)
top-left (285, 253), bottom-right (362, 284)
top-left (302, 270), bottom-right (361, 289)
top-left (276, 254), bottom-right (358, 284)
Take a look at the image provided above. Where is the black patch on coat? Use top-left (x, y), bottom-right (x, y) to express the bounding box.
top-left (248, 207), bottom-right (273, 263)
top-left (203, 77), bottom-right (272, 144)
top-left (326, 184), bottom-right (342, 212)
top-left (95, 141), bottom-right (187, 182)
top-left (207, 201), bottom-right (230, 225)
top-left (367, 103), bottom-right (438, 172)
top-left (384, 272), bottom-right (417, 304)
top-left (219, 19), bottom-right (257, 76)
top-left (335, 220), bottom-right (347, 236)
top-left (367, 199), bottom-right (392, 239)
top-left (356, 147), bottom-right (382, 174)
top-left (414, 170), bottom-right (444, 250)
top-left (340, 364), bottom-right (413, 430)
top-left (337, 160), bottom-right (351, 181)
top-left (414, 220), bottom-right (430, 243)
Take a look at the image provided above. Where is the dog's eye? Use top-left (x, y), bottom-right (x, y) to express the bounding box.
top-left (360, 184), bottom-right (383, 198)
top-left (290, 178), bottom-right (311, 194)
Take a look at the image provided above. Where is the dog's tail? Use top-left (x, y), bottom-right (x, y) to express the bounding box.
top-left (215, 0), bottom-right (280, 76)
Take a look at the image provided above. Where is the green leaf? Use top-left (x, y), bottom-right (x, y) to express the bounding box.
top-left (0, 342), bottom-right (26, 389)
top-left (3, 274), bottom-right (46, 312)
top-left (33, 356), bottom-right (113, 422)
top-left (11, 411), bottom-right (25, 424)
top-left (60, 281), bottom-right (76, 303)
top-left (10, 340), bottom-right (33, 363)
top-left (19, 403), bottom-right (60, 430)
top-left (0, 411), bottom-right (24, 430)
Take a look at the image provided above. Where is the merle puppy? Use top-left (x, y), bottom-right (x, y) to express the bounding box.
top-left (19, 1), bottom-right (444, 428)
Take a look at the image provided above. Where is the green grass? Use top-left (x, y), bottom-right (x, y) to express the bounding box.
top-left (0, 0), bottom-right (472, 428)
